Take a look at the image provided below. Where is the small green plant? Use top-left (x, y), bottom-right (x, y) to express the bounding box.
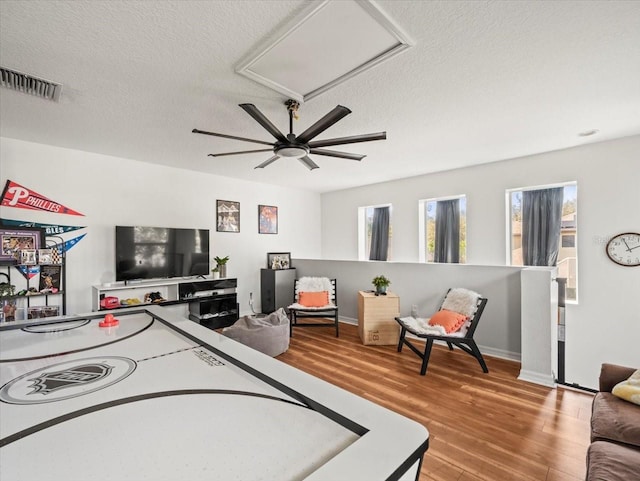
top-left (372, 275), bottom-right (391, 289)
top-left (214, 256), bottom-right (229, 265)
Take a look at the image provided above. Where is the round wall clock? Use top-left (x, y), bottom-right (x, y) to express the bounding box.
top-left (606, 232), bottom-right (640, 267)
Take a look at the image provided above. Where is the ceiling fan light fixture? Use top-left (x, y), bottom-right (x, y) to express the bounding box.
top-left (275, 145), bottom-right (309, 159)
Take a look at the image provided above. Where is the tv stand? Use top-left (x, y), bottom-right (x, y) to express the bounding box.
top-left (92, 277), bottom-right (239, 329)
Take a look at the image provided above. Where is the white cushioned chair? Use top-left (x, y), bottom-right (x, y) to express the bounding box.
top-left (395, 288), bottom-right (488, 375)
top-left (288, 277), bottom-right (339, 337)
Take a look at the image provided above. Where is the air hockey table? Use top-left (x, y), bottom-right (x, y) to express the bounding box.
top-left (0, 306), bottom-right (429, 481)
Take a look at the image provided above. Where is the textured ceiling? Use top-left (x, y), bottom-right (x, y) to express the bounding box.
top-left (1, 0), bottom-right (639, 193)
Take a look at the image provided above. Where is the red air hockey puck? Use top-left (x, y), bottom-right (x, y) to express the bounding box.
top-left (99, 314), bottom-right (119, 328)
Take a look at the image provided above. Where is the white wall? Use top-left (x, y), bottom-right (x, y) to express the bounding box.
top-left (0, 137), bottom-right (322, 317)
top-left (320, 135), bottom-right (640, 389)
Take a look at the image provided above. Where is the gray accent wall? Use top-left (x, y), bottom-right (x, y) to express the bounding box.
top-left (293, 258), bottom-right (524, 360)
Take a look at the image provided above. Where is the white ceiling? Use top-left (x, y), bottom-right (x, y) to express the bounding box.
top-left (1, 0), bottom-right (639, 193)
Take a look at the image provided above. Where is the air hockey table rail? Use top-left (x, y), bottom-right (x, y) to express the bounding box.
top-left (0, 306), bottom-right (429, 481)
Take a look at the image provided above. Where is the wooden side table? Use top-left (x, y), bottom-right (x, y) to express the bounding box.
top-left (358, 291), bottom-right (400, 345)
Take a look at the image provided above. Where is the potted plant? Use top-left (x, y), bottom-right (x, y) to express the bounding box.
top-left (214, 256), bottom-right (229, 278)
top-left (372, 275), bottom-right (390, 295)
top-left (211, 266), bottom-right (220, 279)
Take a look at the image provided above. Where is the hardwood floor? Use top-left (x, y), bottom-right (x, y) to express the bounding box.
top-left (277, 322), bottom-right (593, 481)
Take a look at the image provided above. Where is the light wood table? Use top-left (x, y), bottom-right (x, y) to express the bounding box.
top-left (357, 291), bottom-right (400, 345)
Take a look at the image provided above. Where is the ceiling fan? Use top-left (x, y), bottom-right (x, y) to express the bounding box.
top-left (192, 99), bottom-right (386, 170)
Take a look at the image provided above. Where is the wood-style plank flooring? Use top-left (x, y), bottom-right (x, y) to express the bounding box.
top-left (277, 322), bottom-right (593, 481)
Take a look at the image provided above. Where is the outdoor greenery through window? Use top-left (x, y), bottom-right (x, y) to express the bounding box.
top-left (509, 183), bottom-right (578, 301)
top-left (419, 196), bottom-right (467, 263)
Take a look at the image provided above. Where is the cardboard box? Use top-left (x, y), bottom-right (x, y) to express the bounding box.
top-left (358, 291), bottom-right (400, 345)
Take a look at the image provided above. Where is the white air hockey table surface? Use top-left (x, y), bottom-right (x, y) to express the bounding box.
top-left (0, 306), bottom-right (428, 481)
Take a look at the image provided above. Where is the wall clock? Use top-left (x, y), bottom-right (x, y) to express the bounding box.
top-left (606, 232), bottom-right (640, 267)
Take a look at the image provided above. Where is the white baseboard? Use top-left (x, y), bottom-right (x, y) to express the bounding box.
top-left (518, 369), bottom-right (557, 388)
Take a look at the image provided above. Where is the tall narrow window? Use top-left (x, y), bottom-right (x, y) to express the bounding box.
top-left (419, 195), bottom-right (466, 263)
top-left (509, 183), bottom-right (578, 301)
top-left (359, 204), bottom-right (392, 261)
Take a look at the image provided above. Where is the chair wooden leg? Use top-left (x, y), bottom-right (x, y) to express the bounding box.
top-left (468, 340), bottom-right (489, 373)
top-left (420, 339), bottom-right (434, 375)
top-left (397, 327), bottom-right (407, 352)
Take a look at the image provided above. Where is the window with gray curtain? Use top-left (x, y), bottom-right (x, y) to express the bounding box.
top-left (434, 199), bottom-right (460, 263)
top-left (522, 187), bottom-right (564, 266)
top-left (369, 206), bottom-right (390, 261)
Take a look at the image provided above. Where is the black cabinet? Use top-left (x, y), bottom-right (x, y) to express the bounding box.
top-left (183, 278), bottom-right (239, 330)
top-left (260, 268), bottom-right (296, 314)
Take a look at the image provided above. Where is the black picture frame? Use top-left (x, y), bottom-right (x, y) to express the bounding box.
top-left (258, 205), bottom-right (278, 234)
top-left (267, 252), bottom-right (291, 270)
top-left (216, 200), bottom-right (240, 233)
top-left (0, 227), bottom-right (45, 265)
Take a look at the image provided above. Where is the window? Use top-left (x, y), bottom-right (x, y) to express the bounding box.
top-left (509, 183), bottom-right (578, 301)
top-left (419, 195), bottom-right (466, 263)
top-left (358, 204), bottom-right (392, 261)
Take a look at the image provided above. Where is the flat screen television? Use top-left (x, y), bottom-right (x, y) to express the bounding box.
top-left (115, 226), bottom-right (210, 281)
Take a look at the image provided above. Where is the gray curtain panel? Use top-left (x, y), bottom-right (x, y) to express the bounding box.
top-left (434, 199), bottom-right (460, 263)
top-left (522, 187), bottom-right (564, 266)
top-left (369, 206), bottom-right (390, 261)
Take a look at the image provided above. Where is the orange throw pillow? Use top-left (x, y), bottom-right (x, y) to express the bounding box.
top-left (298, 291), bottom-right (329, 307)
top-left (428, 309), bottom-right (468, 334)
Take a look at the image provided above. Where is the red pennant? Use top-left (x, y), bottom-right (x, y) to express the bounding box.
top-left (0, 180), bottom-right (84, 216)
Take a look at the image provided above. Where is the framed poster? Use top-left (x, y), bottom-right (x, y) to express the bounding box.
top-left (39, 264), bottom-right (62, 293)
top-left (216, 200), bottom-right (240, 233)
top-left (258, 205), bottom-right (278, 234)
top-left (0, 227), bottom-right (45, 264)
top-left (267, 252), bottom-right (291, 270)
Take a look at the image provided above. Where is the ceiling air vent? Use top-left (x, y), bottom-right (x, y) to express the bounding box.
top-left (0, 66), bottom-right (62, 102)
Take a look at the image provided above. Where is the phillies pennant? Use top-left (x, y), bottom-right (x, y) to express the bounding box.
top-left (1, 218), bottom-right (85, 236)
top-left (49, 234), bottom-right (86, 253)
top-left (16, 265), bottom-right (40, 280)
top-left (1, 180), bottom-right (84, 216)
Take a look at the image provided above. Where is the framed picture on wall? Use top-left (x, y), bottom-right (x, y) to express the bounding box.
top-left (0, 227), bottom-right (45, 265)
top-left (267, 252), bottom-right (291, 270)
top-left (216, 200), bottom-right (240, 233)
top-left (258, 205), bottom-right (278, 234)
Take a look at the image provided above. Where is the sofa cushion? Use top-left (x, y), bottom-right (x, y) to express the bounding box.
top-left (591, 392), bottom-right (640, 447)
top-left (586, 440), bottom-right (640, 481)
top-left (612, 369), bottom-right (640, 405)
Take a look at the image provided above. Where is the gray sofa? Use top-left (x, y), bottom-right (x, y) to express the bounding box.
top-left (586, 363), bottom-right (640, 480)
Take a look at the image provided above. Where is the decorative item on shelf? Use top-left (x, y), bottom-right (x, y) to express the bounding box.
top-left (38, 248), bottom-right (53, 265)
top-left (214, 256), bottom-right (229, 278)
top-left (267, 252), bottom-right (291, 270)
top-left (372, 275), bottom-right (391, 295)
top-left (39, 265), bottom-right (62, 293)
top-left (211, 266), bottom-right (220, 279)
top-left (0, 273), bottom-right (15, 297)
top-left (0, 226), bottom-right (45, 264)
top-left (1, 300), bottom-right (18, 322)
top-left (20, 249), bottom-right (37, 265)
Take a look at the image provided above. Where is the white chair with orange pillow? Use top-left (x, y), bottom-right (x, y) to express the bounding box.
top-left (395, 288), bottom-right (488, 375)
top-left (288, 277), bottom-right (339, 337)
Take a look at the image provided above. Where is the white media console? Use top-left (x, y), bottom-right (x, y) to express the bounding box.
top-left (91, 277), bottom-right (239, 329)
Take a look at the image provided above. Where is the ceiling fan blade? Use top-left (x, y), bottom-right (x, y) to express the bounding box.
top-left (239, 104), bottom-right (288, 143)
top-left (309, 148), bottom-right (365, 161)
top-left (254, 155), bottom-right (280, 169)
top-left (299, 155), bottom-right (319, 171)
top-left (208, 149), bottom-right (273, 157)
top-left (295, 105), bottom-right (352, 144)
top-left (308, 131), bottom-right (386, 148)
top-left (192, 128), bottom-right (274, 147)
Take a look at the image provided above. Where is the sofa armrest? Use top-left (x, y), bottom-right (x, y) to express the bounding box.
top-left (599, 363), bottom-right (637, 392)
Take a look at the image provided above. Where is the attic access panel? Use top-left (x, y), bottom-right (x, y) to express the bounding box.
top-left (236, 0), bottom-right (413, 102)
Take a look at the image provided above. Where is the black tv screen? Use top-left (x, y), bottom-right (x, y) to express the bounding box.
top-left (115, 226), bottom-right (210, 281)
